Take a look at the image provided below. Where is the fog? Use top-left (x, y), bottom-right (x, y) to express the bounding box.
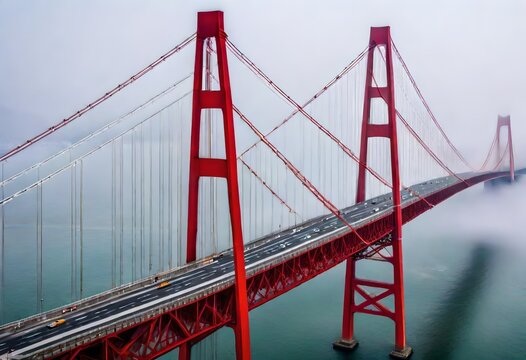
top-left (1, 0), bottom-right (525, 167)
top-left (1, 5), bottom-right (526, 354)
top-left (417, 177), bottom-right (526, 251)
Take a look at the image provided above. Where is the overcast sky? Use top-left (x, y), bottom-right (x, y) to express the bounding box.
top-left (1, 0), bottom-right (525, 166)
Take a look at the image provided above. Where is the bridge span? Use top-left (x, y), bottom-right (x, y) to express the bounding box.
top-left (0, 9), bottom-right (520, 360)
top-left (0, 170), bottom-right (517, 359)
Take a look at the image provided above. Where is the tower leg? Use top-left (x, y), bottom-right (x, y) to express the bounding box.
top-left (186, 11), bottom-right (251, 359)
top-left (335, 25), bottom-right (411, 358)
top-left (335, 235), bottom-right (412, 359)
top-left (333, 259), bottom-right (359, 351)
top-left (390, 230), bottom-right (412, 359)
top-left (178, 342), bottom-right (191, 360)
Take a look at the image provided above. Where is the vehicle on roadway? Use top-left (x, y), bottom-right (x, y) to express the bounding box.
top-left (47, 319), bottom-right (66, 328)
top-left (62, 305), bottom-right (77, 314)
top-left (212, 253), bottom-right (224, 261)
top-left (157, 281), bottom-right (171, 289)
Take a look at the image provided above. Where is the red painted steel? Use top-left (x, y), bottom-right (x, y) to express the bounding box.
top-left (338, 26), bottom-right (411, 357)
top-left (496, 115), bottom-right (515, 181)
top-left (48, 172), bottom-right (505, 360)
top-left (185, 11), bottom-right (251, 360)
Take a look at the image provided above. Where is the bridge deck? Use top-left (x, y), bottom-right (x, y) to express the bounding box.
top-left (0, 171), bottom-right (514, 359)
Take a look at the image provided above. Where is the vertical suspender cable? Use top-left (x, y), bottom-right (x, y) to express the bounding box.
top-left (119, 138), bottom-right (124, 285)
top-left (0, 162), bottom-right (4, 323)
top-left (72, 158), bottom-right (77, 300)
top-left (130, 128), bottom-right (137, 281)
top-left (70, 154), bottom-right (74, 300)
top-left (270, 145), bottom-right (274, 231)
top-left (36, 168), bottom-right (43, 313)
top-left (256, 151), bottom-right (259, 238)
top-left (158, 116), bottom-right (163, 270)
top-left (111, 141), bottom-right (116, 288)
top-left (149, 123), bottom-right (153, 273)
top-left (79, 159), bottom-right (83, 300)
top-left (141, 125), bottom-right (145, 278)
top-left (168, 111), bottom-right (173, 269)
top-left (178, 112), bottom-right (183, 267)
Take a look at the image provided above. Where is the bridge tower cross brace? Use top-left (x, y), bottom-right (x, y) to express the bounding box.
top-left (333, 26), bottom-right (412, 359)
top-left (496, 115), bottom-right (515, 181)
top-left (185, 11), bottom-right (251, 360)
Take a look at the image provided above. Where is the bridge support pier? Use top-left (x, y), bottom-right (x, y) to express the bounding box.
top-left (333, 337), bottom-right (359, 351)
top-left (334, 236), bottom-right (412, 359)
top-left (334, 26), bottom-right (412, 359)
top-left (178, 342), bottom-right (191, 360)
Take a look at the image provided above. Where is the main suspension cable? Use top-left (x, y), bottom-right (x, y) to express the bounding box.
top-left (0, 91), bottom-right (192, 206)
top-left (479, 129), bottom-right (499, 171)
top-left (391, 40), bottom-right (474, 171)
top-left (1, 73), bottom-right (193, 188)
top-left (0, 32), bottom-right (196, 162)
top-left (234, 104), bottom-right (372, 247)
top-left (238, 45), bottom-right (371, 158)
top-left (226, 38), bottom-right (393, 190)
top-left (369, 71), bottom-right (468, 186)
top-left (239, 158), bottom-right (301, 218)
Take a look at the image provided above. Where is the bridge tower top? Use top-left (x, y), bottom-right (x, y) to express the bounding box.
top-left (496, 115), bottom-right (514, 181)
top-left (340, 26), bottom-right (412, 357)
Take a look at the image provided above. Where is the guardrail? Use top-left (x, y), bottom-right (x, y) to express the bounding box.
top-left (0, 255), bottom-right (216, 337)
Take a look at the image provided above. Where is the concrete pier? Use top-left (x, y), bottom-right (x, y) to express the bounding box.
top-left (332, 337), bottom-right (359, 351)
top-left (390, 345), bottom-right (413, 359)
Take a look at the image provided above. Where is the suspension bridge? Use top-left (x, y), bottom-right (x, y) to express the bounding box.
top-left (0, 10), bottom-right (520, 360)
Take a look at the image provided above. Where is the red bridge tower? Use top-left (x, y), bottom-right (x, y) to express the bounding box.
top-left (333, 26), bottom-right (413, 359)
top-left (496, 115), bottom-right (515, 181)
top-left (185, 11), bottom-right (251, 360)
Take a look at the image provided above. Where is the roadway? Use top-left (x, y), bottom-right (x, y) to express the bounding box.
top-left (0, 172), bottom-right (504, 358)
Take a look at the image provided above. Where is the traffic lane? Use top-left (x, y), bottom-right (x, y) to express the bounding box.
top-left (2, 178), bottom-right (435, 353)
top-left (1, 178), bottom-right (429, 352)
top-left (3, 174), bottom-right (461, 355)
top-left (2, 200), bottom-right (367, 353)
top-left (0, 258), bottom-right (233, 352)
